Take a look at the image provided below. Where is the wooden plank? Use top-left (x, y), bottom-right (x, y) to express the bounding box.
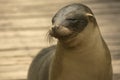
top-left (112, 60), bottom-right (120, 74)
top-left (0, 0), bottom-right (78, 5)
top-left (0, 70), bottom-right (27, 80)
top-left (0, 18), bottom-right (51, 29)
top-left (113, 73), bottom-right (120, 80)
top-left (0, 57), bottom-right (32, 68)
top-left (0, 48), bottom-right (41, 58)
top-left (0, 29), bottom-right (47, 37)
top-left (0, 63), bottom-right (29, 72)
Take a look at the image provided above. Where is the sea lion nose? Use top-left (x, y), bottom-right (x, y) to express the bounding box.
top-left (52, 25), bottom-right (60, 31)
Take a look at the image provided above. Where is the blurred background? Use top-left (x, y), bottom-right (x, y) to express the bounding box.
top-left (0, 0), bottom-right (119, 80)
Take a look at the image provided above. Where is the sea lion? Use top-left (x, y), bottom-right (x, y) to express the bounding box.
top-left (27, 3), bottom-right (113, 80)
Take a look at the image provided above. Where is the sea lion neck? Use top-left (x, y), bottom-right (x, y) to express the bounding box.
top-left (57, 36), bottom-right (82, 49)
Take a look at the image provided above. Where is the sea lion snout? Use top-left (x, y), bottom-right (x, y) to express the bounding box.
top-left (49, 25), bottom-right (73, 39)
top-left (51, 25), bottom-right (59, 32)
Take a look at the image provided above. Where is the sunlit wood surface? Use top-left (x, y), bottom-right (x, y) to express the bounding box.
top-left (0, 0), bottom-right (120, 80)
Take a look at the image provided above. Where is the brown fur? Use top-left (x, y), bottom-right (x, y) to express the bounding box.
top-left (27, 3), bottom-right (113, 80)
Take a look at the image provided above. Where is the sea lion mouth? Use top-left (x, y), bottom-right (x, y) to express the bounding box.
top-left (49, 26), bottom-right (76, 39)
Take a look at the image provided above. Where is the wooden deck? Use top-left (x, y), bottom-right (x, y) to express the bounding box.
top-left (0, 0), bottom-right (120, 80)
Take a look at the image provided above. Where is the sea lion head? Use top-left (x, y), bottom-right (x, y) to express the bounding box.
top-left (49, 3), bottom-right (98, 42)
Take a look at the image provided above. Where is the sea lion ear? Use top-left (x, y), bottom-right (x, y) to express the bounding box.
top-left (86, 13), bottom-right (94, 17)
top-left (86, 13), bottom-right (97, 26)
top-left (86, 13), bottom-right (96, 22)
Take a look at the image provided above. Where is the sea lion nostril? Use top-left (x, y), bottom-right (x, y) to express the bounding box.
top-left (51, 27), bottom-right (56, 32)
top-left (52, 26), bottom-right (60, 31)
top-left (55, 26), bottom-right (60, 29)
